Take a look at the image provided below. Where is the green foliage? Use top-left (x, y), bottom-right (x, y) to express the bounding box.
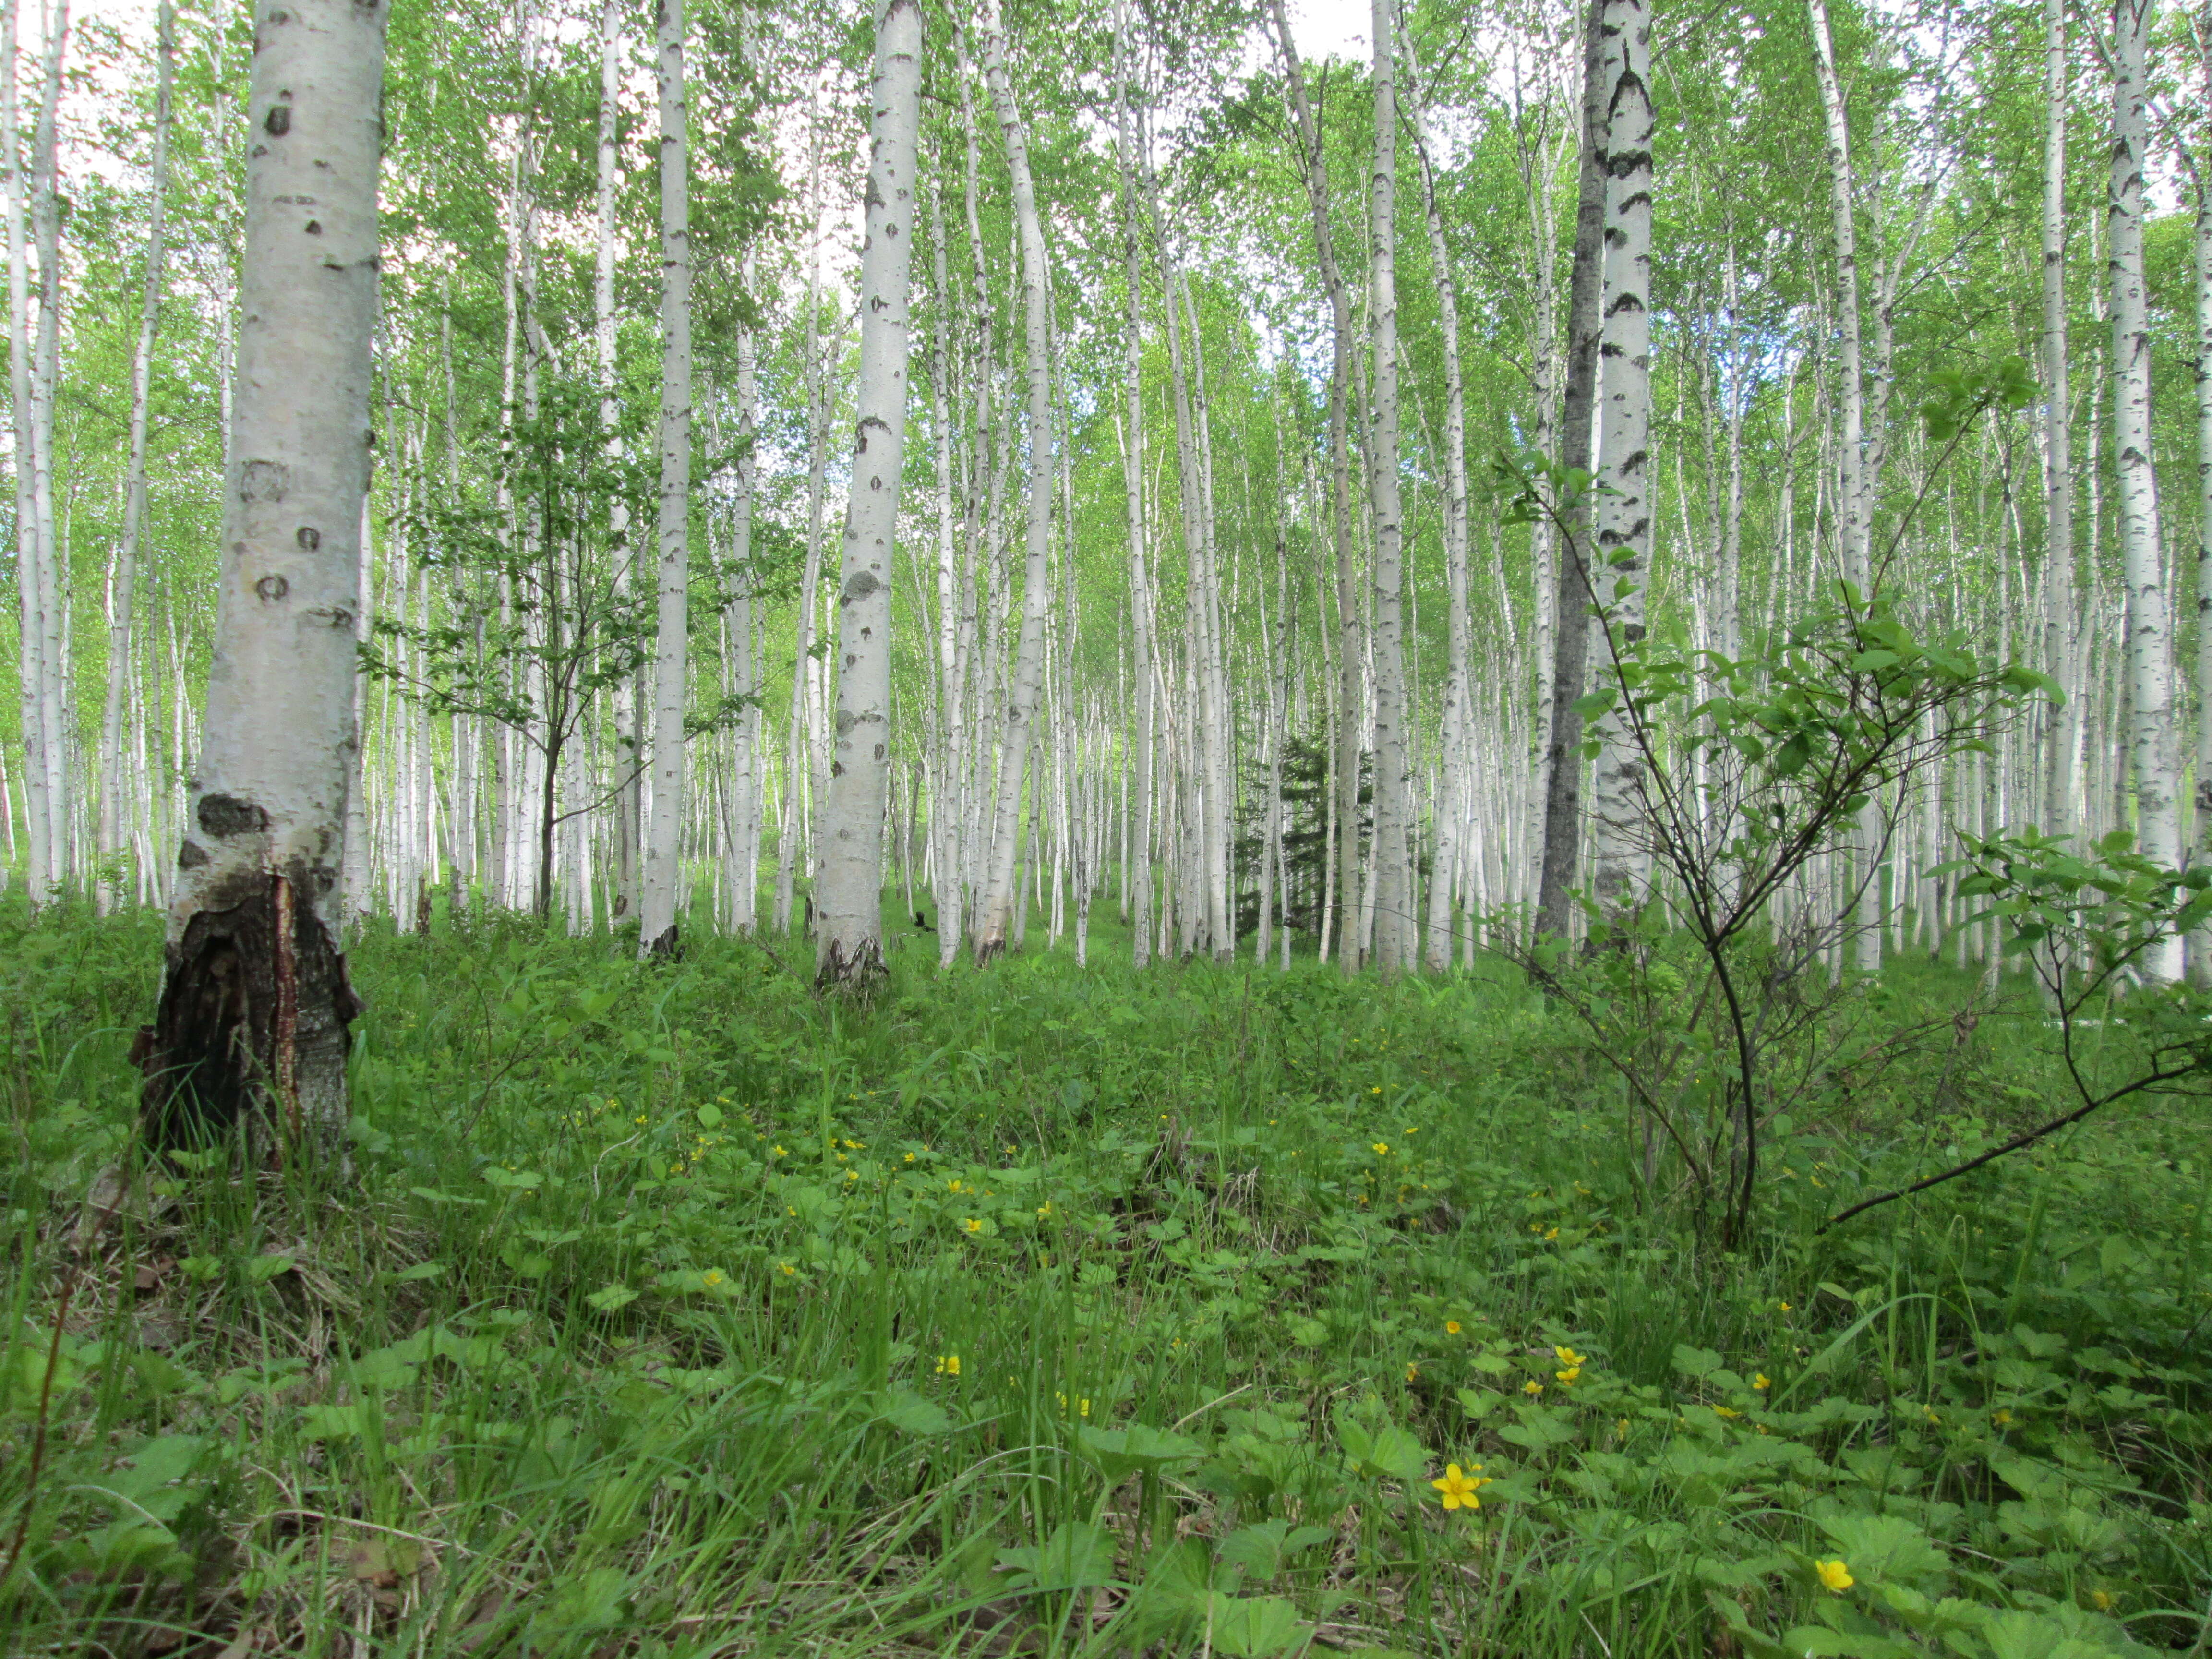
top-left (2, 900), bottom-right (2210, 1654)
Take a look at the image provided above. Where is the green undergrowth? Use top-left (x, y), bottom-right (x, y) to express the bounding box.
top-left (3, 897), bottom-right (2211, 1657)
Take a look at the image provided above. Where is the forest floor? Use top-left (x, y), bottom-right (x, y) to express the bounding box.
top-left (2, 897), bottom-right (2209, 1659)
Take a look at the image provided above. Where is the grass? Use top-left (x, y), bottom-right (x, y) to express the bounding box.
top-left (3, 892), bottom-right (2210, 1658)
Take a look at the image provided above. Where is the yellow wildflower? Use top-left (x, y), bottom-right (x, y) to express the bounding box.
top-left (1553, 1346), bottom-right (1587, 1368)
top-left (1815, 1560), bottom-right (1853, 1593)
top-left (1445, 1320), bottom-right (1462, 1335)
top-left (1372, 1142), bottom-right (1390, 1155)
top-left (1555, 1366), bottom-right (1581, 1385)
top-left (963, 1218), bottom-right (983, 1234)
top-left (1992, 1408), bottom-right (2013, 1427)
top-left (1712, 1405), bottom-right (1741, 1419)
top-left (935, 1354), bottom-right (960, 1376)
top-left (702, 1270), bottom-right (725, 1287)
top-left (1431, 1463), bottom-right (1491, 1512)
top-left (1406, 1362), bottom-right (1420, 1382)
top-left (1523, 1380), bottom-right (1544, 1396)
top-left (1753, 1373), bottom-right (1770, 1391)
top-left (2090, 1590), bottom-right (2113, 1611)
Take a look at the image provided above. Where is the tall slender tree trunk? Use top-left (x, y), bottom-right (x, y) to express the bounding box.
top-left (1584, 0), bottom-right (1654, 913)
top-left (98, 0), bottom-right (175, 914)
top-left (775, 169), bottom-right (831, 936)
top-left (5, 0), bottom-right (48, 904)
top-left (138, 0), bottom-right (383, 1160)
top-left (26, 0), bottom-right (65, 897)
top-left (2041, 0), bottom-right (2079, 848)
top-left (639, 0), bottom-right (691, 957)
top-left (1534, 0), bottom-right (1610, 942)
top-left (2186, 16), bottom-right (2212, 979)
top-left (972, 0), bottom-right (1051, 963)
top-left (1366, 0), bottom-right (1411, 975)
top-left (595, 0), bottom-right (640, 919)
top-left (1807, 0), bottom-right (1886, 972)
top-left (1114, 0), bottom-right (1154, 969)
top-left (1404, 21), bottom-right (1469, 974)
top-left (817, 0), bottom-right (922, 988)
top-left (2110, 0), bottom-right (2181, 977)
top-left (725, 245), bottom-right (760, 933)
top-left (1270, 0), bottom-right (1365, 974)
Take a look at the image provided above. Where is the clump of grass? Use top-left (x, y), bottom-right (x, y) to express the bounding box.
top-left (2, 896), bottom-right (2206, 1657)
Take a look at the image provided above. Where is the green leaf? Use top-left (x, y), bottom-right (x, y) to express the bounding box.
top-left (1075, 1422), bottom-right (1205, 1480)
top-left (1198, 1593), bottom-right (1308, 1658)
top-left (1216, 1520), bottom-right (1332, 1582)
top-left (995, 1521), bottom-right (1118, 1593)
top-left (585, 1283), bottom-right (639, 1313)
top-left (1335, 1413), bottom-right (1429, 1483)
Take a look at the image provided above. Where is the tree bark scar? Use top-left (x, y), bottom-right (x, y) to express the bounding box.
top-left (274, 873), bottom-right (301, 1147)
top-left (138, 865), bottom-right (358, 1155)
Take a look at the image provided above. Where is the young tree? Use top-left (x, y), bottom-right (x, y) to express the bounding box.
top-left (137, 0), bottom-right (385, 1157)
top-left (817, 0), bottom-right (923, 987)
top-left (640, 0), bottom-right (692, 958)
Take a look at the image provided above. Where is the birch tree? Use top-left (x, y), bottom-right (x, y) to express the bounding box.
top-left (1534, 0), bottom-right (1610, 942)
top-left (639, 0), bottom-right (691, 957)
top-left (1403, 18), bottom-right (1471, 975)
top-left (138, 0), bottom-right (385, 1157)
top-left (1584, 0), bottom-right (1655, 913)
top-left (971, 0), bottom-right (1051, 963)
top-left (817, 0), bottom-right (922, 988)
top-left (1366, 0), bottom-right (1412, 975)
top-left (2039, 0), bottom-right (2077, 847)
top-left (98, 0), bottom-right (175, 915)
top-left (2108, 0), bottom-right (2180, 979)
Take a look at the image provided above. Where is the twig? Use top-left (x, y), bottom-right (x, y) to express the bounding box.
top-left (1818, 1066), bottom-right (2194, 1231)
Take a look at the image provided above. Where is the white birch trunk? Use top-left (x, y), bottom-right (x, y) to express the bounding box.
top-left (3, 0), bottom-right (51, 904)
top-left (1585, 0), bottom-right (1654, 913)
top-left (1404, 17), bottom-right (1468, 974)
top-left (97, 0), bottom-right (174, 913)
top-left (141, 0), bottom-right (383, 1159)
top-left (2110, 0), bottom-right (2180, 978)
top-left (1366, 0), bottom-right (1411, 975)
top-left (817, 0), bottom-right (921, 987)
top-left (639, 0), bottom-right (691, 956)
top-left (971, 0), bottom-right (1051, 963)
top-left (2042, 0), bottom-right (2079, 847)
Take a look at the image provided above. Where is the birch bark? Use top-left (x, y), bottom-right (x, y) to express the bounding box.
top-left (595, 0), bottom-right (640, 918)
top-left (1584, 0), bottom-right (1654, 913)
top-left (139, 0), bottom-right (383, 1160)
top-left (2041, 0), bottom-right (2079, 846)
top-left (1114, 0), bottom-right (1155, 968)
top-left (98, 0), bottom-right (175, 914)
top-left (1366, 0), bottom-right (1411, 975)
top-left (2109, 0), bottom-right (2181, 978)
top-left (2186, 22), bottom-right (2212, 976)
top-left (817, 0), bottom-right (921, 987)
top-left (27, 0), bottom-right (65, 893)
top-left (724, 246), bottom-right (760, 933)
top-left (1534, 0), bottom-right (1609, 941)
top-left (639, 0), bottom-right (690, 957)
top-left (968, 0), bottom-right (1050, 962)
top-left (1403, 18), bottom-right (1468, 974)
top-left (4, 0), bottom-right (50, 903)
top-left (1269, 0), bottom-right (1365, 973)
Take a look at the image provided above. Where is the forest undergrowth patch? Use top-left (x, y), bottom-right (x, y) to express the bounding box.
top-left (4, 899), bottom-right (2210, 1658)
